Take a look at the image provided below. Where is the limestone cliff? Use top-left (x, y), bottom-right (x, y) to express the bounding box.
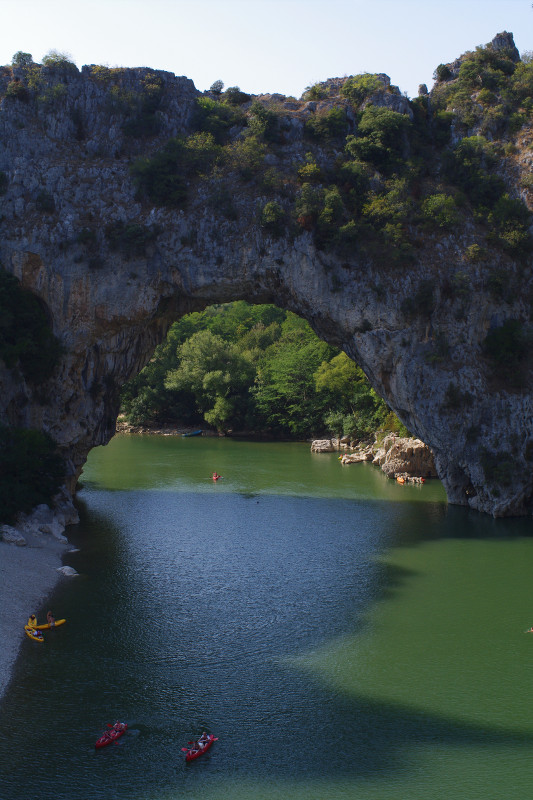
top-left (0, 34), bottom-right (531, 517)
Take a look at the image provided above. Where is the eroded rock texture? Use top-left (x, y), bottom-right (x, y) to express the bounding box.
top-left (0, 35), bottom-right (532, 516)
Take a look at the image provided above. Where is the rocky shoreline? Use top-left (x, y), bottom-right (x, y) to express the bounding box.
top-left (311, 434), bottom-right (438, 481)
top-left (0, 493), bottom-right (80, 700)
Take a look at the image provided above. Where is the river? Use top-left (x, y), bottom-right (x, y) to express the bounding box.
top-left (1, 435), bottom-right (532, 800)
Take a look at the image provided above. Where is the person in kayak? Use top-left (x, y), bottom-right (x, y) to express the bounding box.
top-left (27, 614), bottom-right (37, 628)
top-left (212, 472), bottom-right (221, 481)
top-left (113, 722), bottom-right (126, 731)
top-left (198, 732), bottom-right (209, 744)
top-left (46, 611), bottom-right (56, 627)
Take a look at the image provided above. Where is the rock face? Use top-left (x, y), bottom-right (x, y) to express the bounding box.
top-left (372, 436), bottom-right (438, 479)
top-left (311, 439), bottom-right (339, 453)
top-left (0, 38), bottom-right (531, 518)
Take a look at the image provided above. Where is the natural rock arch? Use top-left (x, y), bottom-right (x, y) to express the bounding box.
top-left (0, 36), bottom-right (532, 517)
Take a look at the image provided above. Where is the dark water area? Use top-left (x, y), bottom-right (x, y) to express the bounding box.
top-left (1, 436), bottom-right (533, 800)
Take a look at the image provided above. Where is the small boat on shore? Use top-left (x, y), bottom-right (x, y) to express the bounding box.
top-left (182, 430), bottom-right (202, 437)
top-left (183, 734), bottom-right (218, 761)
top-left (36, 618), bottom-right (66, 630)
top-left (95, 722), bottom-right (128, 749)
top-left (24, 625), bottom-right (44, 643)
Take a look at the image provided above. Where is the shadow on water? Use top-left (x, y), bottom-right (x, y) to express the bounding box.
top-left (3, 485), bottom-right (533, 800)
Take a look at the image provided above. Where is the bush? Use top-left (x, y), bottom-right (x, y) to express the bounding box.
top-left (443, 135), bottom-right (505, 208)
top-left (434, 64), bottom-right (452, 82)
top-left (295, 183), bottom-right (324, 229)
top-left (247, 101), bottom-right (282, 143)
top-left (12, 51), bottom-right (33, 67)
top-left (422, 193), bottom-right (459, 229)
top-left (5, 79), bottom-right (29, 102)
top-left (41, 50), bottom-right (77, 71)
top-left (346, 106), bottom-right (411, 173)
top-left (316, 186), bottom-right (346, 245)
top-left (477, 88), bottom-right (498, 105)
top-left (302, 83), bottom-right (329, 101)
top-left (193, 96), bottom-right (245, 144)
top-left (337, 159), bottom-right (370, 213)
top-left (340, 73), bottom-right (383, 104)
top-left (486, 194), bottom-right (532, 257)
top-left (260, 201), bottom-right (285, 236)
top-left (224, 135), bottom-right (266, 181)
top-left (0, 426), bottom-right (65, 524)
top-left (224, 86), bottom-right (251, 106)
top-left (305, 107), bottom-right (347, 141)
top-left (297, 154), bottom-right (321, 182)
top-left (464, 243), bottom-right (485, 262)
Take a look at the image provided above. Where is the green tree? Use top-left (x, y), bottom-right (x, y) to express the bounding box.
top-left (346, 106), bottom-right (412, 173)
top-left (422, 193), bottom-right (459, 229)
top-left (252, 314), bottom-right (334, 435)
top-left (12, 51), bottom-right (33, 67)
top-left (164, 329), bottom-right (255, 431)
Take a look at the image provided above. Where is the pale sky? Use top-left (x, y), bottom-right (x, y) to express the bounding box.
top-left (1, 0), bottom-right (531, 99)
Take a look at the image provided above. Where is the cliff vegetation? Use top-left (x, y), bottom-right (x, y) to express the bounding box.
top-left (0, 33), bottom-right (531, 517)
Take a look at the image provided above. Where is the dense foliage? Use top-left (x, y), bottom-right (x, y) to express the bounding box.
top-left (0, 267), bottom-right (63, 383)
top-left (120, 302), bottom-right (408, 440)
top-left (0, 425), bottom-right (65, 524)
top-left (125, 37), bottom-right (531, 269)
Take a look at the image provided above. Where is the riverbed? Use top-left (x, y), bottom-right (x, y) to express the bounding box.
top-left (1, 435), bottom-right (532, 800)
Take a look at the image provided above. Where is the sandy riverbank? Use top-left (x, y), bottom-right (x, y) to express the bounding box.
top-left (0, 531), bottom-right (72, 701)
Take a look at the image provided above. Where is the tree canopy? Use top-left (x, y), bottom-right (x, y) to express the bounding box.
top-left (120, 301), bottom-right (409, 440)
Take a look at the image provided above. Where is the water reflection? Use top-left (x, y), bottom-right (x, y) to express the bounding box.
top-left (2, 438), bottom-right (532, 800)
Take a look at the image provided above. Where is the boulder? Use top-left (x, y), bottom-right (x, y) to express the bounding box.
top-left (1, 525), bottom-right (27, 546)
top-left (376, 436), bottom-right (437, 479)
top-left (311, 439), bottom-right (337, 452)
top-left (57, 565), bottom-right (78, 577)
top-left (341, 446), bottom-right (373, 464)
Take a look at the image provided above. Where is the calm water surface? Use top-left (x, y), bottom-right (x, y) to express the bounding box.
top-left (1, 435), bottom-right (533, 800)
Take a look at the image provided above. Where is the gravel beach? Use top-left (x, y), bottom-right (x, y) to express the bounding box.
top-left (0, 532), bottom-right (71, 700)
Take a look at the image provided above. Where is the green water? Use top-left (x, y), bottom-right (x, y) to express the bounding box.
top-left (1, 435), bottom-right (533, 800)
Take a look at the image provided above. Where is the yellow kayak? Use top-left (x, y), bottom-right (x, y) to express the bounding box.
top-left (35, 618), bottom-right (66, 630)
top-left (24, 625), bottom-right (44, 643)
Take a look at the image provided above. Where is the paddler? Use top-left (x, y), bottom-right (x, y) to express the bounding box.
top-left (27, 614), bottom-right (38, 628)
top-left (46, 610), bottom-right (56, 627)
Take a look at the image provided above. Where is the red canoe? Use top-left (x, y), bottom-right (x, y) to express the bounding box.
top-left (184, 734), bottom-right (218, 761)
top-left (95, 723), bottom-right (128, 749)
